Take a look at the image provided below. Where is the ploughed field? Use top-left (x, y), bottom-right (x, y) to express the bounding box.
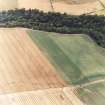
top-left (28, 30), bottom-right (105, 105)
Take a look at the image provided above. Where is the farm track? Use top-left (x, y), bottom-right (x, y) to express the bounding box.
top-left (0, 28), bottom-right (66, 94)
top-left (0, 87), bottom-right (84, 105)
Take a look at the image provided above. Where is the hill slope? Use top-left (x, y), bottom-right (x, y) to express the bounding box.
top-left (28, 29), bottom-right (105, 105)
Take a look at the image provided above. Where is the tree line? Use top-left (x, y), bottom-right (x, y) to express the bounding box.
top-left (0, 8), bottom-right (105, 48)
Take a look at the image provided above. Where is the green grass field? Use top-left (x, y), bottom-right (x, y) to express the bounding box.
top-left (27, 30), bottom-right (105, 105)
top-left (27, 30), bottom-right (105, 85)
top-left (77, 82), bottom-right (105, 105)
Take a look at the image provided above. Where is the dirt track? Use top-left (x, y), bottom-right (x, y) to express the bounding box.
top-left (0, 87), bottom-right (84, 105)
top-left (0, 28), bottom-right (66, 94)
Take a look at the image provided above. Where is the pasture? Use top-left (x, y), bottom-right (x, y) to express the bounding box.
top-left (28, 30), bottom-right (105, 85)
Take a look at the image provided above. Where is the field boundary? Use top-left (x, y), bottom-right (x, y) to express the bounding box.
top-left (0, 86), bottom-right (84, 105)
top-left (76, 78), bottom-right (105, 88)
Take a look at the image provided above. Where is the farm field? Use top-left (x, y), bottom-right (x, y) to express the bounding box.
top-left (18, 0), bottom-right (52, 12)
top-left (28, 30), bottom-right (105, 105)
top-left (0, 0), bottom-right (17, 10)
top-left (0, 28), bottom-right (85, 105)
top-left (52, 0), bottom-right (103, 15)
top-left (77, 82), bottom-right (105, 105)
top-left (0, 0), bottom-right (104, 15)
top-left (18, 0), bottom-right (104, 15)
top-left (0, 28), bottom-right (66, 94)
top-left (53, 0), bottom-right (97, 4)
top-left (28, 30), bottom-right (105, 85)
top-left (0, 28), bottom-right (105, 105)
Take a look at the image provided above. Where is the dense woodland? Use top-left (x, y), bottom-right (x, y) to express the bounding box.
top-left (0, 8), bottom-right (105, 48)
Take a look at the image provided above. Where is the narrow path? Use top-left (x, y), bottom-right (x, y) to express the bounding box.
top-left (85, 8), bottom-right (104, 15)
top-left (76, 78), bottom-right (105, 88)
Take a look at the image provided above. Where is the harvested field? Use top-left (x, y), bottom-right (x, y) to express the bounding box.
top-left (0, 0), bottom-right (17, 10)
top-left (0, 87), bottom-right (84, 105)
top-left (18, 0), bottom-right (52, 12)
top-left (53, 0), bottom-right (97, 4)
top-left (0, 28), bottom-right (66, 94)
top-left (0, 0), bottom-right (104, 15)
top-left (52, 0), bottom-right (103, 15)
top-left (18, 0), bottom-right (103, 15)
top-left (28, 30), bottom-right (105, 105)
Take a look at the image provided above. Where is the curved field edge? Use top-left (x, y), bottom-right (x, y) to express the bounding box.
top-left (77, 82), bottom-right (105, 105)
top-left (27, 30), bottom-right (105, 85)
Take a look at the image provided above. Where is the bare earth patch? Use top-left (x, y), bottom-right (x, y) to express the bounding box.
top-left (0, 28), bottom-right (66, 94)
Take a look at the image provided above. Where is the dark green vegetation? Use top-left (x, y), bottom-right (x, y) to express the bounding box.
top-left (0, 9), bottom-right (105, 48)
top-left (28, 30), bottom-right (105, 85)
